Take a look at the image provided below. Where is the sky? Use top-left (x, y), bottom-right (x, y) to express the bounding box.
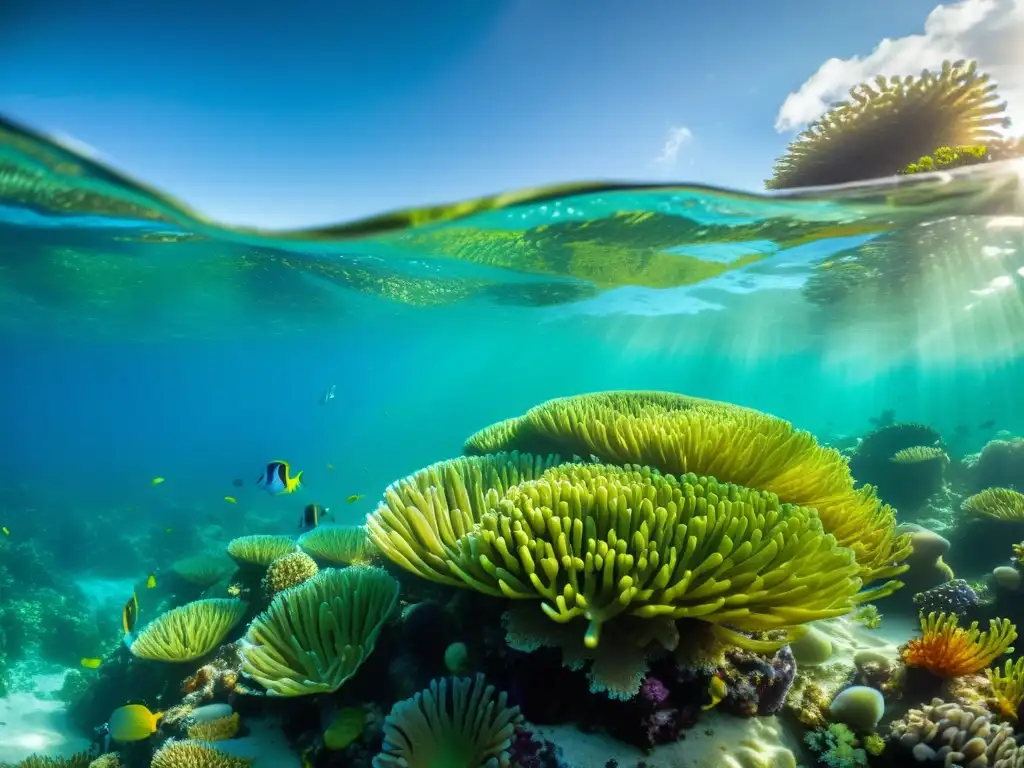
top-left (1, 0), bottom-right (1021, 229)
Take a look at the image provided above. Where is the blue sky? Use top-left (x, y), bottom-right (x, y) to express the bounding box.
top-left (1, 0), bottom-right (942, 229)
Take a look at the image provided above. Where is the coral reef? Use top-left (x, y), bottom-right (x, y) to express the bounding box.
top-left (226, 535), bottom-right (297, 568)
top-left (887, 698), bottom-right (1021, 765)
top-left (847, 423), bottom-right (947, 513)
top-left (965, 438), bottom-right (1024, 492)
top-left (130, 599), bottom-right (248, 662)
top-left (260, 551), bottom-right (318, 596)
top-left (963, 487), bottom-right (1024, 521)
top-left (150, 739), bottom-right (253, 767)
top-left (901, 611), bottom-right (1016, 677)
top-left (298, 524), bottom-right (377, 566)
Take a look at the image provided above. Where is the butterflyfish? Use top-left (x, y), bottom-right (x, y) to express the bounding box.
top-left (108, 703), bottom-right (163, 742)
top-left (122, 592), bottom-right (139, 648)
top-left (146, 573), bottom-right (157, 589)
top-left (256, 460), bottom-right (303, 495)
top-left (702, 674), bottom-right (727, 710)
top-left (151, 477), bottom-right (165, 486)
top-left (81, 657), bottom-right (102, 669)
top-left (224, 496), bottom-right (237, 504)
top-left (300, 503), bottom-right (330, 529)
top-left (346, 494), bottom-right (364, 504)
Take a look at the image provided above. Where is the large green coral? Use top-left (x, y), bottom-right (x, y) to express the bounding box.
top-left (369, 459), bottom-right (861, 649)
top-left (767, 59), bottom-right (1010, 189)
top-left (239, 566), bottom-right (399, 696)
top-left (462, 391), bottom-right (909, 598)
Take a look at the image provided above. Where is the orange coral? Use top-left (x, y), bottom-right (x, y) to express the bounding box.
top-left (902, 611), bottom-right (1017, 678)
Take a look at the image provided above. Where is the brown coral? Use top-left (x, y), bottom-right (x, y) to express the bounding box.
top-left (261, 551), bottom-right (318, 596)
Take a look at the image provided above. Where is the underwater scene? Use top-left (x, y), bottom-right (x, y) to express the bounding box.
top-left (4, 42), bottom-right (1024, 768)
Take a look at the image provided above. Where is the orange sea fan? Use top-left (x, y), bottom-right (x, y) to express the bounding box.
top-left (902, 611), bottom-right (1017, 677)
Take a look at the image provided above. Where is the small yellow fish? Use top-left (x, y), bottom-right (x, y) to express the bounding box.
top-left (109, 703), bottom-right (163, 742)
top-left (326, 463), bottom-right (335, 470)
top-left (227, 583), bottom-right (242, 597)
top-left (165, 527), bottom-right (173, 534)
top-left (346, 494), bottom-right (364, 504)
top-left (703, 675), bottom-right (727, 710)
top-left (146, 573), bottom-right (157, 589)
top-left (151, 477), bottom-right (165, 486)
top-left (1, 526), bottom-right (9, 536)
top-left (224, 496), bottom-right (237, 504)
top-left (80, 657), bottom-right (102, 669)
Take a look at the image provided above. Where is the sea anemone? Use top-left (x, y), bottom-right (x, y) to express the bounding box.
top-left (963, 487), bottom-right (1024, 521)
top-left (901, 611), bottom-right (1016, 677)
top-left (150, 739), bottom-right (252, 768)
top-left (130, 599), bottom-right (248, 662)
top-left (226, 535), bottom-right (297, 567)
top-left (298, 524), bottom-right (377, 566)
top-left (987, 657), bottom-right (1024, 721)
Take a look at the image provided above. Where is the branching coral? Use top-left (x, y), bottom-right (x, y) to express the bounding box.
top-left (226, 535), bottom-right (297, 567)
top-left (130, 599), bottom-right (248, 662)
top-left (261, 551), bottom-right (318, 596)
top-left (460, 390), bottom-right (908, 598)
top-left (239, 566), bottom-right (399, 696)
top-left (767, 59), bottom-right (1010, 189)
top-left (901, 611), bottom-right (1016, 677)
top-left (150, 739), bottom-right (253, 767)
top-left (298, 524), bottom-right (377, 565)
top-left (963, 487), bottom-right (1024, 521)
top-left (987, 657), bottom-right (1024, 720)
top-left (373, 674), bottom-right (523, 768)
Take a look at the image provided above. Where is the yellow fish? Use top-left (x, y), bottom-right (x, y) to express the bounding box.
top-left (1, 526), bottom-right (8, 536)
top-left (146, 573), bottom-right (157, 589)
top-left (702, 675), bottom-right (727, 710)
top-left (109, 703), bottom-right (163, 742)
top-left (326, 463), bottom-right (335, 470)
top-left (80, 657), bottom-right (102, 669)
top-left (151, 477), bottom-right (165, 486)
top-left (164, 527), bottom-right (173, 534)
top-left (346, 494), bottom-right (364, 504)
top-left (224, 496), bottom-right (237, 504)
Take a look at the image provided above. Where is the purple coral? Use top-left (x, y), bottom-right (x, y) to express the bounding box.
top-left (640, 677), bottom-right (670, 706)
top-left (508, 727), bottom-right (565, 768)
top-left (720, 645), bottom-right (796, 717)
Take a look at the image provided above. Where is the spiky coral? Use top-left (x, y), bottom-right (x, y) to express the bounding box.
top-left (150, 740), bottom-right (252, 768)
top-left (963, 487), bottom-right (1024, 521)
top-left (298, 524), bottom-right (377, 565)
top-left (373, 674), bottom-right (522, 768)
top-left (901, 611), bottom-right (1016, 677)
top-left (240, 566), bottom-right (399, 696)
top-left (768, 59), bottom-right (1010, 189)
top-left (460, 391), bottom-right (909, 598)
top-left (261, 551), bottom-right (318, 596)
top-left (186, 712), bottom-right (240, 741)
top-left (130, 599), bottom-right (248, 662)
top-left (3, 754), bottom-right (92, 768)
top-left (987, 657), bottom-right (1024, 720)
top-left (226, 535), bottom-right (297, 567)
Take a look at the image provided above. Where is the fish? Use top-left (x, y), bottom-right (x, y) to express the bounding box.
top-left (232, 478), bottom-right (244, 488)
top-left (224, 496), bottom-right (237, 504)
top-left (1, 526), bottom-right (8, 536)
top-left (326, 463), bottom-right (335, 470)
top-left (108, 703), bottom-right (163, 742)
top-left (300, 503), bottom-right (331, 529)
top-left (146, 573), bottom-right (157, 589)
top-left (979, 419), bottom-right (996, 430)
top-left (164, 527), bottom-right (173, 534)
top-left (151, 477), bottom-right (165, 486)
top-left (702, 674), bottom-right (727, 710)
top-left (346, 494), bottom-right (364, 504)
top-left (256, 460), bottom-right (303, 495)
top-left (80, 657), bottom-right (102, 669)
top-left (122, 592), bottom-right (139, 648)
top-left (322, 384), bottom-right (336, 405)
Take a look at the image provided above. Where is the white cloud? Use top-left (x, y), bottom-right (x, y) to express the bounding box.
top-left (654, 125), bottom-right (693, 166)
top-left (775, 0), bottom-right (1024, 132)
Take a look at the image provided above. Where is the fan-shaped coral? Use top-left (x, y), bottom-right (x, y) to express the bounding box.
top-left (261, 551), bottom-right (318, 596)
top-left (226, 535), bottom-right (297, 567)
top-left (373, 674), bottom-right (523, 768)
top-left (372, 460), bottom-right (861, 649)
top-left (130, 599), bottom-right (248, 662)
top-left (901, 611), bottom-right (1016, 677)
top-left (987, 657), bottom-right (1024, 720)
top-left (298, 524), bottom-right (377, 565)
top-left (150, 739), bottom-right (252, 767)
top-left (963, 488), bottom-right (1024, 521)
top-left (367, 452), bottom-right (561, 589)
top-left (170, 553), bottom-right (237, 588)
top-left (461, 391), bottom-right (908, 597)
top-left (766, 59), bottom-right (1010, 189)
top-left (239, 566), bottom-right (399, 696)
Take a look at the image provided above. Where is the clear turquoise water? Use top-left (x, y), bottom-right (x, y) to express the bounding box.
top-left (1, 116), bottom-right (1023, 763)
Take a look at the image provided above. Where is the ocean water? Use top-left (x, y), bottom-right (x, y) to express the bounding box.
top-left (1, 113), bottom-right (1024, 766)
